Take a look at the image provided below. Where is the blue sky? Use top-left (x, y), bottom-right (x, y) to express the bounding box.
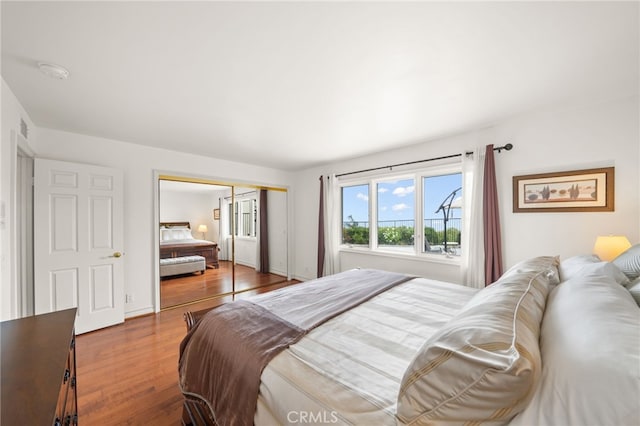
top-left (342, 173), bottom-right (462, 224)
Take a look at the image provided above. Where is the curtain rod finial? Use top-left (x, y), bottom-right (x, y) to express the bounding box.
top-left (495, 143), bottom-right (513, 153)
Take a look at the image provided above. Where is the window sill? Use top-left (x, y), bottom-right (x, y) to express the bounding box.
top-left (339, 246), bottom-right (461, 266)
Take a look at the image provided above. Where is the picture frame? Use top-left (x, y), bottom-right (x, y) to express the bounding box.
top-left (213, 208), bottom-right (220, 220)
top-left (513, 167), bottom-right (614, 213)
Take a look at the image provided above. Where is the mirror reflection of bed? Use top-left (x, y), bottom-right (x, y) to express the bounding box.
top-left (158, 179), bottom-right (288, 309)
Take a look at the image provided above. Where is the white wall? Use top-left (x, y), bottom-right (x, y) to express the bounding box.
top-left (0, 79), bottom-right (37, 320)
top-left (31, 128), bottom-right (294, 317)
top-left (292, 96), bottom-right (640, 282)
top-left (498, 97), bottom-right (639, 266)
top-left (267, 190), bottom-right (289, 276)
top-left (159, 188), bottom-right (221, 242)
top-left (3, 78), bottom-right (637, 317)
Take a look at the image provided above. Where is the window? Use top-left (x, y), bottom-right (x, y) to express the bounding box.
top-left (341, 184), bottom-right (369, 245)
top-left (340, 167), bottom-right (463, 258)
top-left (228, 198), bottom-right (257, 237)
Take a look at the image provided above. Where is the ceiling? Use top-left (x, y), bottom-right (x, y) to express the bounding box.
top-left (2, 1), bottom-right (638, 171)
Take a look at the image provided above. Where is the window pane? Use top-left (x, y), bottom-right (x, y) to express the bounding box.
top-left (423, 173), bottom-right (462, 255)
top-left (341, 184), bottom-right (369, 245)
top-left (241, 200), bottom-right (251, 236)
top-left (234, 201), bottom-right (238, 236)
top-left (377, 178), bottom-right (415, 250)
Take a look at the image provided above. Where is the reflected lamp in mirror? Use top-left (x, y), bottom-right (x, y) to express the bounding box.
top-left (593, 235), bottom-right (631, 261)
top-left (197, 224), bottom-right (208, 240)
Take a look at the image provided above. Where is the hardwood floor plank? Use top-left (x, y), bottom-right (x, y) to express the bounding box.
top-left (161, 261), bottom-right (288, 309)
top-left (76, 276), bottom-right (300, 425)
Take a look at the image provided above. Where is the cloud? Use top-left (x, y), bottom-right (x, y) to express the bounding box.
top-left (392, 203), bottom-right (410, 212)
top-left (392, 185), bottom-right (415, 197)
top-left (378, 187), bottom-right (389, 193)
top-left (356, 192), bottom-right (368, 201)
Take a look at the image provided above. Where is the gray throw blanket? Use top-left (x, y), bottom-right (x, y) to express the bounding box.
top-left (178, 269), bottom-right (413, 426)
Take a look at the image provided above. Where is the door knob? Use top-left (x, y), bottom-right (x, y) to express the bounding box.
top-left (111, 251), bottom-right (123, 258)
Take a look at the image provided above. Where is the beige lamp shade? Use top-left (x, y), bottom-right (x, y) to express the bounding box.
top-left (197, 224), bottom-right (208, 233)
top-left (593, 235), bottom-right (631, 261)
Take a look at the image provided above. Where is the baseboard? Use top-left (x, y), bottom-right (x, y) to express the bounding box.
top-left (125, 306), bottom-right (154, 319)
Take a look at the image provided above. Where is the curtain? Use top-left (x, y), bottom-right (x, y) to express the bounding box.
top-left (317, 174), bottom-right (339, 277)
top-left (317, 176), bottom-right (325, 278)
top-left (483, 144), bottom-right (504, 284)
top-left (461, 148), bottom-right (486, 288)
top-left (256, 189), bottom-right (269, 273)
top-left (324, 175), bottom-right (339, 276)
top-left (218, 196), bottom-right (229, 261)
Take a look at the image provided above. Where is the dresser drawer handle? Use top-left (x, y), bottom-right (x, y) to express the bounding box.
top-left (63, 369), bottom-right (70, 384)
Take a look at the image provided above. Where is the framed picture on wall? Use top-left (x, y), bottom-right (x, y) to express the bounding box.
top-left (513, 167), bottom-right (614, 213)
top-left (213, 208), bottom-right (220, 220)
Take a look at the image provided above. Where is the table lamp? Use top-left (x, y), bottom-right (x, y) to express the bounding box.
top-left (197, 224), bottom-right (208, 240)
top-left (593, 235), bottom-right (631, 261)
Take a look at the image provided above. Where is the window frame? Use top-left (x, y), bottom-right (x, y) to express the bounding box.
top-left (339, 163), bottom-right (463, 262)
top-left (229, 196), bottom-right (257, 239)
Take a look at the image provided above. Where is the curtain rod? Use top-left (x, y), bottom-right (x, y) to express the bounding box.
top-left (335, 143), bottom-right (513, 178)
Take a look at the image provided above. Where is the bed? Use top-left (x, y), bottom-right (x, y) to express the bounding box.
top-left (178, 249), bottom-right (640, 426)
top-left (160, 222), bottom-right (219, 269)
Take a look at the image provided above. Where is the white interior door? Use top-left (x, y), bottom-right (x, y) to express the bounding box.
top-left (34, 158), bottom-right (124, 334)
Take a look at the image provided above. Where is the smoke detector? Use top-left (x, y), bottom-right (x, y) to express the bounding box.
top-left (38, 62), bottom-right (70, 80)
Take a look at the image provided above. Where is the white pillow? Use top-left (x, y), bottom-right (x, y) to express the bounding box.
top-left (397, 256), bottom-right (555, 424)
top-left (160, 228), bottom-right (172, 242)
top-left (626, 277), bottom-right (640, 306)
top-left (559, 254), bottom-right (629, 285)
top-left (613, 244), bottom-right (640, 280)
top-left (170, 229), bottom-right (191, 240)
top-left (502, 255), bottom-right (560, 285)
top-left (510, 274), bottom-right (640, 426)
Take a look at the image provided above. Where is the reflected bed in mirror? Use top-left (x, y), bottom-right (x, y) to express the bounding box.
top-left (158, 178), bottom-right (289, 310)
top-left (159, 222), bottom-right (219, 269)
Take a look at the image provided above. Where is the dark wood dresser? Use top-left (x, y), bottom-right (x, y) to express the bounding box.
top-left (1, 308), bottom-right (78, 425)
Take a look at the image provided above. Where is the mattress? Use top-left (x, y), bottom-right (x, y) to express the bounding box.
top-left (254, 277), bottom-right (478, 425)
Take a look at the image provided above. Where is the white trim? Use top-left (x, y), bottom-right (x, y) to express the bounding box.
top-left (339, 246), bottom-right (462, 266)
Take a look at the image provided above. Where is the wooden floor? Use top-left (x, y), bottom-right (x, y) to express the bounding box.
top-left (161, 261), bottom-right (289, 309)
top-left (76, 277), bottom-right (300, 425)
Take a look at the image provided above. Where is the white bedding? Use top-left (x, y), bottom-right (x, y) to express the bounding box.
top-left (252, 257), bottom-right (639, 426)
top-left (510, 272), bottom-right (640, 426)
top-left (255, 278), bottom-right (477, 425)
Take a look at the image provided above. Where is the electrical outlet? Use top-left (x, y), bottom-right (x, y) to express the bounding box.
top-left (125, 294), bottom-right (134, 303)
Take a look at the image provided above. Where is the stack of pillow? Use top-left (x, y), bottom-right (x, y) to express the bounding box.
top-left (555, 243), bottom-right (640, 306)
top-left (510, 245), bottom-right (640, 426)
top-left (396, 248), bottom-right (639, 426)
top-left (612, 244), bottom-right (640, 304)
